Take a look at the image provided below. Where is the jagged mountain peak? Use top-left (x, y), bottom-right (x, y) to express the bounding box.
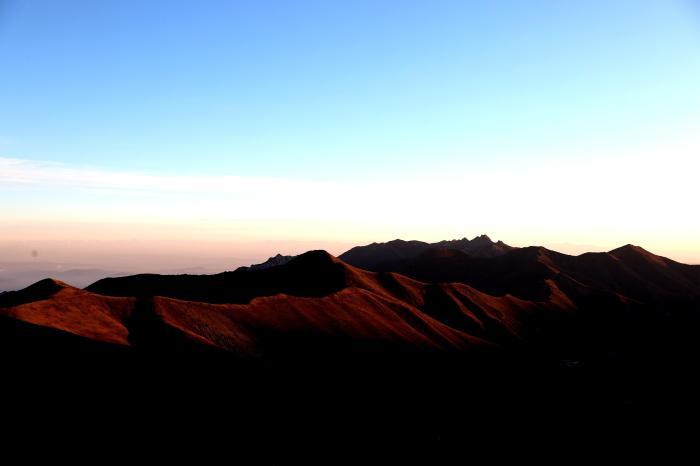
top-left (236, 253), bottom-right (295, 272)
top-left (339, 234), bottom-right (515, 270)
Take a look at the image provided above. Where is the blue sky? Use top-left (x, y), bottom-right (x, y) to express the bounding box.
top-left (1, 0), bottom-right (700, 263)
top-left (1, 0), bottom-right (698, 176)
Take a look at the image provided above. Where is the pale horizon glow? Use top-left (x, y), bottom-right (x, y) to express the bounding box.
top-left (1, 144), bottom-right (699, 265)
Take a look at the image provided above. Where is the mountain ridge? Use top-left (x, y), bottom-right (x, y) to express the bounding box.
top-left (2, 251), bottom-right (527, 354)
top-left (338, 234), bottom-right (515, 270)
top-left (1, 242), bottom-right (698, 363)
top-left (235, 253), bottom-right (295, 272)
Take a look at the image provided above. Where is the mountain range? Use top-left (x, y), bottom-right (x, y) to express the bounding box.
top-left (3, 235), bottom-right (699, 450)
top-left (338, 234), bottom-right (514, 269)
top-left (2, 236), bottom-right (699, 363)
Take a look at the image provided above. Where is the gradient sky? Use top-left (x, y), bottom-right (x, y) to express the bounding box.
top-left (1, 0), bottom-right (699, 266)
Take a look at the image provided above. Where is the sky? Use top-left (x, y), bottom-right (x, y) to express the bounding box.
top-left (1, 0), bottom-right (699, 278)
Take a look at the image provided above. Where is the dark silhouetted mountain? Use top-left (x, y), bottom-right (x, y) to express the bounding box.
top-left (433, 234), bottom-right (515, 257)
top-left (86, 250), bottom-right (347, 305)
top-left (353, 243), bottom-right (700, 310)
top-left (4, 243), bottom-right (700, 451)
top-left (337, 239), bottom-right (433, 270)
top-left (79, 249), bottom-right (545, 354)
top-left (339, 234), bottom-right (514, 270)
top-left (0, 245), bottom-right (695, 363)
top-left (235, 253), bottom-right (295, 272)
top-left (4, 251), bottom-right (525, 355)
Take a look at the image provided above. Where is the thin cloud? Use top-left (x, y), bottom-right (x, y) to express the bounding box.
top-left (0, 157), bottom-right (332, 194)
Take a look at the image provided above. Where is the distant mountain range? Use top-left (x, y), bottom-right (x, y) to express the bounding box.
top-left (235, 253), bottom-right (295, 272)
top-left (338, 234), bottom-right (514, 270)
top-left (2, 237), bottom-right (699, 362)
top-left (344, 239), bottom-right (700, 305)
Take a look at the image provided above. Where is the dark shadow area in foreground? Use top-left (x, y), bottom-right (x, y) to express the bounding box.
top-left (3, 348), bottom-right (698, 461)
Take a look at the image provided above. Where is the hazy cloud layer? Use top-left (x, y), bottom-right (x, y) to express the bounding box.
top-left (1, 152), bottom-right (698, 263)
